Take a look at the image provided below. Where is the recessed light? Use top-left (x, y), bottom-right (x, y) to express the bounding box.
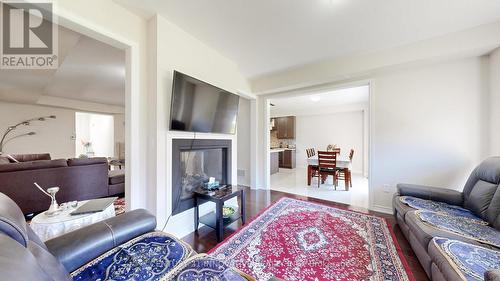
top-left (310, 96), bottom-right (321, 102)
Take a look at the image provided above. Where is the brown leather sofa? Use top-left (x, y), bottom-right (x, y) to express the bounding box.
top-left (0, 154), bottom-right (124, 215)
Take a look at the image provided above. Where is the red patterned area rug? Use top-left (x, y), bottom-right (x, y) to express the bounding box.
top-left (209, 197), bottom-right (415, 281)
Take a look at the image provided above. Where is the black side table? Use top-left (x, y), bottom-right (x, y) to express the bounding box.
top-left (193, 185), bottom-right (246, 242)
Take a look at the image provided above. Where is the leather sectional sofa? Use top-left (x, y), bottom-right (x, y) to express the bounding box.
top-left (0, 154), bottom-right (124, 215)
top-left (393, 157), bottom-right (500, 281)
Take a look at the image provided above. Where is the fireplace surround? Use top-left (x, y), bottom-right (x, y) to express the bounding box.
top-left (171, 139), bottom-right (232, 215)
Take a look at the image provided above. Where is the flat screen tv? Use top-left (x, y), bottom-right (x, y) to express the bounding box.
top-left (169, 71), bottom-right (240, 134)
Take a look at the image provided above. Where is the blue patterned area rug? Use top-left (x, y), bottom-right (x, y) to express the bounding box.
top-left (400, 196), bottom-right (487, 224)
top-left (71, 232), bottom-right (193, 281)
top-left (433, 238), bottom-right (500, 281)
top-left (161, 254), bottom-right (249, 281)
top-left (418, 211), bottom-right (500, 248)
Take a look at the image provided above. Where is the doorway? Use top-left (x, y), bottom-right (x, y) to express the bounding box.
top-left (266, 84), bottom-right (370, 209)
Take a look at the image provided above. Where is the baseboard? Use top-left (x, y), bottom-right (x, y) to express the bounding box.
top-left (370, 204), bottom-right (393, 215)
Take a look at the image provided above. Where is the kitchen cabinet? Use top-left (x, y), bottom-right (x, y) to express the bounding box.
top-left (275, 116), bottom-right (295, 139)
top-left (278, 149), bottom-right (296, 169)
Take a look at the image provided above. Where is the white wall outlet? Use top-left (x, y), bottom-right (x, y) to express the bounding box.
top-left (237, 169), bottom-right (246, 177)
top-left (382, 184), bottom-right (394, 193)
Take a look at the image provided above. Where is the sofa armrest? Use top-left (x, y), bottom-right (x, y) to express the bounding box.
top-left (485, 269), bottom-right (500, 281)
top-left (45, 209), bottom-right (156, 273)
top-left (396, 183), bottom-right (463, 206)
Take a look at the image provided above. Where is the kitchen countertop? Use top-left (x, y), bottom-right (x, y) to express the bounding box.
top-left (270, 148), bottom-right (296, 153)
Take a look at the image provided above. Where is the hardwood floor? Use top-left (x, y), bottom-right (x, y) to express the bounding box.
top-left (182, 186), bottom-right (429, 281)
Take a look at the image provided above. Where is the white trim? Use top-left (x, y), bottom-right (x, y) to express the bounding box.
top-left (368, 80), bottom-right (375, 212)
top-left (370, 204), bottom-right (393, 215)
top-left (53, 6), bottom-right (142, 211)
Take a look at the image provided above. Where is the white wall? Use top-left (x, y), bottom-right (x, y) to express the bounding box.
top-left (370, 57), bottom-right (488, 210)
top-left (148, 15), bottom-right (251, 238)
top-left (294, 111), bottom-right (364, 173)
top-left (237, 98), bottom-right (251, 185)
top-left (490, 48), bottom-right (500, 156)
top-left (0, 102), bottom-right (75, 159)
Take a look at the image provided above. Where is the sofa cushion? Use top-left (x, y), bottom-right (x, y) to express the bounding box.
top-left (417, 211), bottom-right (500, 248)
top-left (393, 195), bottom-right (416, 219)
top-left (464, 180), bottom-right (499, 220)
top-left (0, 192), bottom-right (28, 246)
top-left (28, 241), bottom-right (70, 281)
top-left (0, 234), bottom-right (53, 281)
top-left (429, 237), bottom-right (500, 281)
top-left (463, 157), bottom-right (500, 203)
top-left (67, 157), bottom-right (107, 166)
top-left (405, 211), bottom-right (483, 250)
top-left (0, 159), bottom-right (67, 173)
top-left (70, 232), bottom-right (193, 281)
top-left (10, 154), bottom-right (51, 162)
top-left (487, 188), bottom-right (500, 229)
top-left (400, 196), bottom-right (484, 224)
top-left (108, 170), bottom-right (125, 185)
top-left (163, 254), bottom-right (247, 281)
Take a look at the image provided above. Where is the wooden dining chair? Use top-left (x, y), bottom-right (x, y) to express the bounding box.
top-left (306, 148), bottom-right (316, 158)
top-left (337, 149), bottom-right (354, 189)
top-left (306, 148), bottom-right (320, 186)
top-left (326, 144), bottom-right (337, 152)
top-left (317, 150), bottom-right (340, 189)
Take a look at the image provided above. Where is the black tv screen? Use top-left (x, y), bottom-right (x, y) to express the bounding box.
top-left (169, 71), bottom-right (240, 134)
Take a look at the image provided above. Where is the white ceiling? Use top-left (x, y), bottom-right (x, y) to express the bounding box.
top-left (0, 25), bottom-right (125, 108)
top-left (270, 85), bottom-right (369, 116)
top-left (117, 0), bottom-right (500, 78)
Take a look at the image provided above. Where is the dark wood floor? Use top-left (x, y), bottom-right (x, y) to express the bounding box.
top-left (182, 187), bottom-right (429, 281)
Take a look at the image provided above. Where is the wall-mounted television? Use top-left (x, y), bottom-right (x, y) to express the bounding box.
top-left (169, 71), bottom-right (240, 134)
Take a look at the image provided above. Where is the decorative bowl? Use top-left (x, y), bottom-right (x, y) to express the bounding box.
top-left (222, 206), bottom-right (237, 218)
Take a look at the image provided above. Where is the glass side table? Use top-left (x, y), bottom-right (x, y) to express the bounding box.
top-left (193, 185), bottom-right (246, 242)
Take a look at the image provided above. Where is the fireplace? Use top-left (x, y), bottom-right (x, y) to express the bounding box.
top-left (172, 139), bottom-right (232, 215)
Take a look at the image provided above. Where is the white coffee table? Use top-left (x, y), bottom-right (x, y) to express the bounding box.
top-left (30, 200), bottom-right (115, 241)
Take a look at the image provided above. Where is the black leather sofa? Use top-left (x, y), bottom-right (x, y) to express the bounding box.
top-left (0, 192), bottom-right (157, 280)
top-left (0, 192), bottom-right (263, 280)
top-left (393, 157), bottom-right (500, 281)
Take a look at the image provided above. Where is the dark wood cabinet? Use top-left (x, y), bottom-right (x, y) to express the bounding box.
top-left (278, 149), bottom-right (296, 169)
top-left (275, 116), bottom-right (295, 139)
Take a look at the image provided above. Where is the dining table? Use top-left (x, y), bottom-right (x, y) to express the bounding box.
top-left (307, 156), bottom-right (352, 186)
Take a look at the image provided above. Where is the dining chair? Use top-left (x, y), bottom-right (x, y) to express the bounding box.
top-left (337, 149), bottom-right (354, 189)
top-left (306, 148), bottom-right (316, 158)
top-left (326, 144), bottom-right (337, 152)
top-left (317, 150), bottom-right (340, 189)
top-left (306, 148), bottom-right (319, 186)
